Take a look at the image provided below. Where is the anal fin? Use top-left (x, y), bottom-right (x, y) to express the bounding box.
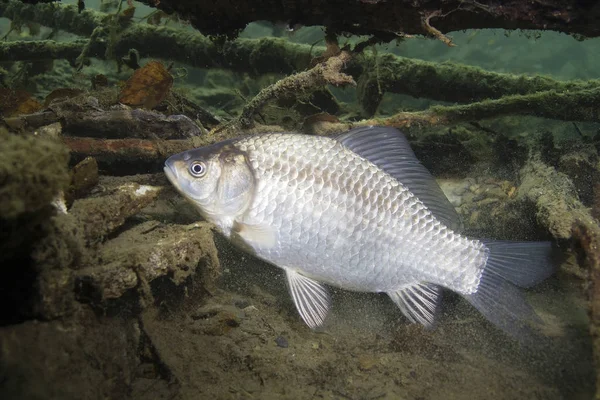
top-left (388, 283), bottom-right (442, 327)
top-left (284, 268), bottom-right (331, 329)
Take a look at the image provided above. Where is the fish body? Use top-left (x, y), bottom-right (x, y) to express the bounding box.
top-left (164, 126), bottom-right (554, 338)
top-left (225, 133), bottom-right (484, 294)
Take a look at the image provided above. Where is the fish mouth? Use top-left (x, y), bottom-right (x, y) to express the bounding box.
top-left (163, 162), bottom-right (178, 185)
top-left (164, 161), bottom-right (185, 195)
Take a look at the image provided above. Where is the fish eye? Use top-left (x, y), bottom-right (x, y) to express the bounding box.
top-left (189, 161), bottom-right (206, 177)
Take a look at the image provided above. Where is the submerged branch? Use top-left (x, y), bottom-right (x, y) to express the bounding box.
top-left (355, 52), bottom-right (600, 113)
top-left (3, 101), bottom-right (207, 139)
top-left (63, 136), bottom-right (193, 162)
top-left (356, 87), bottom-right (600, 128)
top-left (234, 51), bottom-right (355, 129)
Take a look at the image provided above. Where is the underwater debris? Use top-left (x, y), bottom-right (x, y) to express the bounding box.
top-left (558, 148), bottom-right (600, 206)
top-left (43, 88), bottom-right (86, 107)
top-left (0, 129), bottom-right (72, 320)
top-left (22, 182), bottom-right (165, 319)
top-left (70, 183), bottom-right (162, 244)
top-left (421, 10), bottom-right (456, 47)
top-left (131, 0), bottom-right (600, 40)
top-left (3, 0), bottom-right (600, 126)
top-left (121, 48), bottom-right (141, 70)
top-left (0, 121), bottom-right (223, 319)
top-left (64, 137), bottom-right (193, 175)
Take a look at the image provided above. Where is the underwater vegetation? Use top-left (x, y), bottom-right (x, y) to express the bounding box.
top-left (0, 0), bottom-right (600, 399)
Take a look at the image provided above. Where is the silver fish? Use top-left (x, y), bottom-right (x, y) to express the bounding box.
top-left (164, 126), bottom-right (554, 339)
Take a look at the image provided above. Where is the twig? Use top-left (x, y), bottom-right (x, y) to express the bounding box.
top-left (422, 10), bottom-right (456, 47)
top-left (75, 26), bottom-right (104, 70)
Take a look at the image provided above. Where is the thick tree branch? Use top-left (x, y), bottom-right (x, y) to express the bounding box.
top-left (143, 0), bottom-right (600, 39)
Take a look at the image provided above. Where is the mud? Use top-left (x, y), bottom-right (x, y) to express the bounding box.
top-left (137, 270), bottom-right (593, 400)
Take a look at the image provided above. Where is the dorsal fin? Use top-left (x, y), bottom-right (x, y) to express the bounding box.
top-left (334, 126), bottom-right (463, 232)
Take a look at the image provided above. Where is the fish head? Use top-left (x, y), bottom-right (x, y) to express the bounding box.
top-left (164, 141), bottom-right (255, 223)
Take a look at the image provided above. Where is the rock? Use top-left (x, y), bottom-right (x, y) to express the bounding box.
top-left (69, 183), bottom-right (162, 244)
top-left (275, 335), bottom-right (288, 348)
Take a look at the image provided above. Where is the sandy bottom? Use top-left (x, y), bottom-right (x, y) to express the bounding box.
top-left (134, 244), bottom-right (594, 400)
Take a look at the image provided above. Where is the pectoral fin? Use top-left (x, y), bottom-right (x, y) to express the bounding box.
top-left (387, 282), bottom-right (442, 328)
top-left (232, 221), bottom-right (277, 249)
top-left (284, 268), bottom-right (331, 329)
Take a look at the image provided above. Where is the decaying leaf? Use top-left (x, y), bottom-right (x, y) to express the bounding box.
top-left (118, 61), bottom-right (173, 110)
top-left (0, 89), bottom-right (42, 117)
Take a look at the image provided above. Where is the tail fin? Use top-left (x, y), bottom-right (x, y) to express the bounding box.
top-left (481, 241), bottom-right (556, 287)
top-left (463, 240), bottom-right (556, 342)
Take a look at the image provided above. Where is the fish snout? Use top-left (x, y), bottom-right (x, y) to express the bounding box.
top-left (164, 154), bottom-right (188, 184)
